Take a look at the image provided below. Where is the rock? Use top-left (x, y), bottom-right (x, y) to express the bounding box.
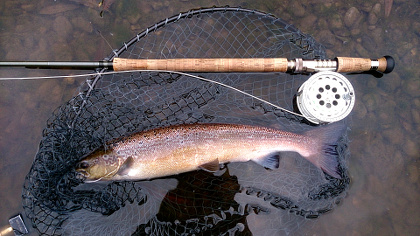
top-left (382, 127), bottom-right (403, 145)
top-left (328, 13), bottom-right (343, 30)
top-left (355, 43), bottom-right (368, 57)
top-left (21, 3), bottom-right (37, 12)
top-left (344, 7), bottom-right (361, 29)
top-left (378, 71), bottom-right (401, 92)
top-left (51, 42), bottom-right (73, 60)
top-left (369, 27), bottom-right (383, 46)
top-left (317, 18), bottom-right (328, 29)
top-left (5, 42), bottom-right (26, 61)
top-left (366, 76), bottom-right (378, 89)
top-left (412, 108), bottom-right (420, 124)
top-left (415, 98), bottom-right (420, 108)
top-left (64, 77), bottom-right (76, 85)
top-left (127, 12), bottom-right (142, 25)
top-left (405, 203), bottom-right (420, 226)
top-left (377, 97), bottom-right (397, 124)
top-left (413, 21), bottom-right (420, 36)
top-left (361, 35), bottom-right (376, 51)
top-left (138, 1), bottom-right (152, 14)
top-left (53, 16), bottom-right (73, 38)
top-left (402, 47), bottom-right (418, 65)
top-left (38, 81), bottom-right (56, 102)
top-left (396, 42), bottom-right (414, 58)
top-left (362, 93), bottom-right (380, 112)
top-left (353, 99), bottom-right (367, 119)
top-left (403, 78), bottom-right (420, 97)
top-left (372, 3), bottom-right (381, 15)
top-left (367, 25), bottom-right (376, 30)
top-left (360, 2), bottom-right (374, 12)
top-left (375, 214), bottom-right (397, 236)
top-left (71, 16), bottom-right (93, 33)
top-left (290, 2), bottom-right (305, 17)
top-left (24, 35), bottom-right (35, 49)
top-left (23, 93), bottom-right (36, 110)
top-left (315, 29), bottom-right (337, 49)
top-left (407, 164), bottom-right (418, 184)
top-left (39, 3), bottom-right (79, 15)
top-left (299, 14), bottom-right (317, 33)
top-left (404, 138), bottom-right (418, 157)
top-left (350, 28), bottom-right (361, 36)
top-left (390, 27), bottom-right (403, 43)
top-left (368, 11), bottom-right (379, 25)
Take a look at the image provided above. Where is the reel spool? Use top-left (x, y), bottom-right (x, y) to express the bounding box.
top-left (296, 71), bottom-right (355, 124)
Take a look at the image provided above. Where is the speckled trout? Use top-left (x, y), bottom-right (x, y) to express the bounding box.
top-left (76, 123), bottom-right (344, 181)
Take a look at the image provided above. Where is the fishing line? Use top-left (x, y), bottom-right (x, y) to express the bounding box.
top-left (0, 70), bottom-right (304, 117)
top-left (96, 29), bottom-right (115, 54)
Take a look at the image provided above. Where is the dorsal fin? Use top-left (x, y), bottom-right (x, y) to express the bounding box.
top-left (199, 158), bottom-right (220, 172)
top-left (117, 156), bottom-right (134, 176)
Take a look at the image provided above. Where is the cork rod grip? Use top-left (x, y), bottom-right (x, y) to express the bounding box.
top-left (335, 56), bottom-right (394, 73)
top-left (112, 58), bottom-right (289, 72)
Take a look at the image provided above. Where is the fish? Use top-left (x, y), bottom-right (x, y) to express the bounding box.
top-left (76, 123), bottom-right (345, 181)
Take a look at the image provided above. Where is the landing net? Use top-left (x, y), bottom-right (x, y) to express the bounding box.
top-left (22, 7), bottom-right (350, 235)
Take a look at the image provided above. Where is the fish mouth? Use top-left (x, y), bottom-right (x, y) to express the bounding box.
top-left (75, 161), bottom-right (91, 177)
top-left (75, 169), bottom-right (90, 178)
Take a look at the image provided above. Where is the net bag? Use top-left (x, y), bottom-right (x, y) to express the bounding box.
top-left (22, 7), bottom-right (350, 235)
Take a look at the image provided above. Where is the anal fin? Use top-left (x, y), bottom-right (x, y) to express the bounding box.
top-left (253, 153), bottom-right (280, 170)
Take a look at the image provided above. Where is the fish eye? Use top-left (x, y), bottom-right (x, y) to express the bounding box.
top-left (78, 161), bottom-right (90, 169)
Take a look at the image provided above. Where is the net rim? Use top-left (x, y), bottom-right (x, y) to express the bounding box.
top-left (77, 6), bottom-right (306, 129)
top-left (109, 6), bottom-right (299, 61)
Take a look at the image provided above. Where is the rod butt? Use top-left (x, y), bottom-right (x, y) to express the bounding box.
top-left (383, 55), bottom-right (395, 73)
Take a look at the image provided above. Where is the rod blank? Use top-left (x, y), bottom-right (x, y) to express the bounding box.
top-left (0, 61), bottom-right (113, 70)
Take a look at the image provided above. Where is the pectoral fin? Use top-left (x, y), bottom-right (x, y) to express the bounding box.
top-left (253, 153), bottom-right (280, 170)
top-left (117, 156), bottom-right (135, 176)
top-left (199, 158), bottom-right (220, 172)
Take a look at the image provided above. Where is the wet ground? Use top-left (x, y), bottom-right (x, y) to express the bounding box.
top-left (0, 0), bottom-right (419, 235)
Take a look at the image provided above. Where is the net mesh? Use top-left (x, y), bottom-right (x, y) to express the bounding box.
top-left (22, 7), bottom-right (350, 235)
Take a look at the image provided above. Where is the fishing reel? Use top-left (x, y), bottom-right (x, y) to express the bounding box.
top-left (295, 71), bottom-right (355, 124)
top-left (293, 56), bottom-right (394, 124)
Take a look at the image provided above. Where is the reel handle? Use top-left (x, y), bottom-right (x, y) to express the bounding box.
top-left (113, 56), bottom-right (395, 74)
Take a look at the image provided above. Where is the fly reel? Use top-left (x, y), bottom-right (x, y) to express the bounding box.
top-left (296, 71), bottom-right (355, 124)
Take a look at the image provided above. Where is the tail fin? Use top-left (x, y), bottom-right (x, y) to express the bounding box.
top-left (304, 122), bottom-right (346, 179)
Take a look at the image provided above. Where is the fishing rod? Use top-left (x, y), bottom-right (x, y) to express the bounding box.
top-left (0, 56), bottom-right (394, 74)
top-left (0, 55), bottom-right (395, 124)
